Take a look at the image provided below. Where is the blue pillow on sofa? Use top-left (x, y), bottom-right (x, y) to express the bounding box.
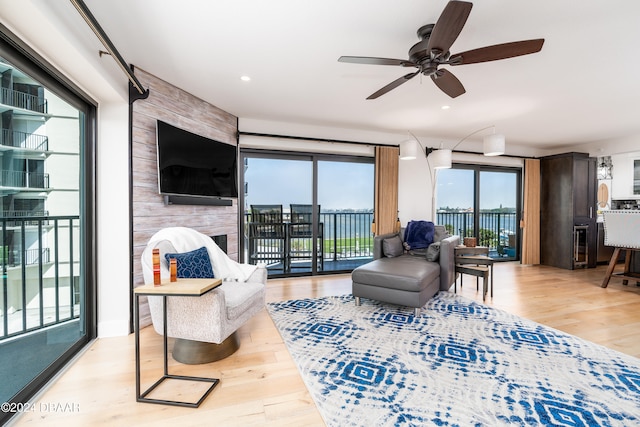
top-left (164, 246), bottom-right (215, 278)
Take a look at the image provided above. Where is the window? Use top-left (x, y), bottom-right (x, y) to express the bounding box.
top-left (436, 164), bottom-right (521, 260)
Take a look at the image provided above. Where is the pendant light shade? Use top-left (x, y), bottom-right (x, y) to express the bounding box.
top-left (483, 133), bottom-right (505, 156)
top-left (400, 138), bottom-right (418, 160)
top-left (429, 149), bottom-right (452, 169)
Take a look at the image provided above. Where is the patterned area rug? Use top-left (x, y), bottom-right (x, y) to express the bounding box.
top-left (267, 292), bottom-right (640, 426)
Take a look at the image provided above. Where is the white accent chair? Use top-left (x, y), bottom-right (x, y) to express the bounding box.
top-left (141, 227), bottom-right (266, 364)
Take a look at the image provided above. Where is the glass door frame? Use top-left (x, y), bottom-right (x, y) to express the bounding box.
top-left (239, 148), bottom-right (374, 277)
top-left (0, 24), bottom-right (97, 424)
top-left (241, 151), bottom-right (316, 277)
top-left (438, 163), bottom-right (522, 261)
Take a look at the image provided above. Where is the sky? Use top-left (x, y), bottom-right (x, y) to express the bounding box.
top-left (245, 157), bottom-right (516, 212)
top-left (244, 158), bottom-right (374, 211)
top-left (436, 168), bottom-right (517, 210)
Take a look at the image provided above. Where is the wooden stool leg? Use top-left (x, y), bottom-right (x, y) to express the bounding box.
top-left (601, 248), bottom-right (621, 288)
top-left (622, 249), bottom-right (632, 285)
top-left (490, 263), bottom-right (494, 297)
top-left (482, 271), bottom-right (488, 301)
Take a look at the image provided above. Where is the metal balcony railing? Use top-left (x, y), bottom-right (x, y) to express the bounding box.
top-left (0, 216), bottom-right (80, 340)
top-left (0, 170), bottom-right (50, 189)
top-left (436, 211), bottom-right (518, 256)
top-left (1, 211), bottom-right (49, 227)
top-left (244, 211), bottom-right (374, 269)
top-left (0, 87), bottom-right (47, 114)
top-left (0, 129), bottom-right (49, 151)
top-left (320, 212), bottom-right (374, 261)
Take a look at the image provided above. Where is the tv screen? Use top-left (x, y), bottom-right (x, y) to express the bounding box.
top-left (156, 120), bottom-right (238, 198)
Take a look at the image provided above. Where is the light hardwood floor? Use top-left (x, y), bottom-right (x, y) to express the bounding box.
top-left (10, 262), bottom-right (640, 426)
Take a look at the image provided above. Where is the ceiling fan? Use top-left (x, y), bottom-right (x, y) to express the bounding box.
top-left (338, 1), bottom-right (544, 99)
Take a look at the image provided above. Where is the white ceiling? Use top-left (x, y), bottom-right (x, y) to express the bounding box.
top-left (44, 1), bottom-right (640, 153)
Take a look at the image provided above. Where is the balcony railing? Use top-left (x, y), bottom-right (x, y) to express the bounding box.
top-left (0, 87), bottom-right (47, 114)
top-left (244, 211), bottom-right (374, 272)
top-left (1, 210), bottom-right (49, 227)
top-left (244, 210), bottom-right (517, 269)
top-left (437, 211), bottom-right (518, 256)
top-left (0, 216), bottom-right (80, 340)
top-left (0, 170), bottom-right (50, 189)
top-left (0, 129), bottom-right (49, 151)
top-left (320, 212), bottom-right (374, 261)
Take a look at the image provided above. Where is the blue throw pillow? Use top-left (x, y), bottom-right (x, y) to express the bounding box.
top-left (404, 220), bottom-right (435, 250)
top-left (164, 246), bottom-right (215, 279)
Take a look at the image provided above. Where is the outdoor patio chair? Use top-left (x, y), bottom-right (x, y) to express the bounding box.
top-left (288, 204), bottom-right (324, 271)
top-left (248, 204), bottom-right (287, 272)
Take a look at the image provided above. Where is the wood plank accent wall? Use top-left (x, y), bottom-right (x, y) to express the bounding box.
top-left (131, 68), bottom-right (239, 323)
top-left (373, 146), bottom-right (400, 235)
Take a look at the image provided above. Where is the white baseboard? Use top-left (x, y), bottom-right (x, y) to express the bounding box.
top-left (97, 320), bottom-right (130, 338)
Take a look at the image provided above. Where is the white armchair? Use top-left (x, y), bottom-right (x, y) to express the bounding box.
top-left (141, 227), bottom-right (266, 364)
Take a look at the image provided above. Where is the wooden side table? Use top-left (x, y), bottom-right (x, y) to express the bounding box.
top-left (134, 278), bottom-right (222, 407)
top-left (455, 246), bottom-right (494, 301)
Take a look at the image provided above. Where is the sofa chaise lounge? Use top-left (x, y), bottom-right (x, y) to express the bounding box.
top-left (351, 225), bottom-right (459, 315)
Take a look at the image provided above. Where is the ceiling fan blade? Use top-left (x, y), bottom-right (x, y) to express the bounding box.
top-left (367, 71), bottom-right (420, 99)
top-left (427, 1), bottom-right (473, 54)
top-left (431, 69), bottom-right (465, 98)
top-left (338, 56), bottom-right (416, 67)
top-left (450, 39), bottom-right (545, 65)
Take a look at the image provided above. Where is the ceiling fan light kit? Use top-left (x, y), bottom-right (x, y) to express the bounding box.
top-left (338, 0), bottom-right (544, 99)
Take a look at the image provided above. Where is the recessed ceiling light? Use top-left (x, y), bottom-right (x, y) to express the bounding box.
top-left (240, 75), bottom-right (251, 82)
top-left (441, 105), bottom-right (450, 110)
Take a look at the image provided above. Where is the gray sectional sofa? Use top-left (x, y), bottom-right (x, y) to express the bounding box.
top-left (351, 225), bottom-right (459, 315)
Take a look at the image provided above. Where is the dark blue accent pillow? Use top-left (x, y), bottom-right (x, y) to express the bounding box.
top-left (404, 220), bottom-right (435, 250)
top-left (164, 246), bottom-right (214, 279)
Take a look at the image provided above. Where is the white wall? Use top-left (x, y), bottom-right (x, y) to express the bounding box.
top-left (96, 103), bottom-right (130, 337)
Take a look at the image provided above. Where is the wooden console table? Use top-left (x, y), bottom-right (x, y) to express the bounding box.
top-left (455, 246), bottom-right (494, 301)
top-left (134, 278), bottom-right (222, 407)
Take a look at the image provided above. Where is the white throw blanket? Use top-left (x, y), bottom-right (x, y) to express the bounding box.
top-left (146, 227), bottom-right (257, 282)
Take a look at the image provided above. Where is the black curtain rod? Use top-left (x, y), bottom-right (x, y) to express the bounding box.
top-left (238, 131), bottom-right (399, 148)
top-left (238, 131), bottom-right (532, 159)
top-left (452, 149), bottom-right (534, 160)
top-left (70, 0), bottom-right (148, 96)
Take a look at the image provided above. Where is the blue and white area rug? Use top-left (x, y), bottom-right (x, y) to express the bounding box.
top-left (267, 292), bottom-right (640, 426)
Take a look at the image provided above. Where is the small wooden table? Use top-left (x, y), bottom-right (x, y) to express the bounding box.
top-left (455, 246), bottom-right (494, 301)
top-left (134, 278), bottom-right (222, 407)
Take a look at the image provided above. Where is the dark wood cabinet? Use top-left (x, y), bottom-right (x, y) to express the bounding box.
top-left (540, 152), bottom-right (597, 269)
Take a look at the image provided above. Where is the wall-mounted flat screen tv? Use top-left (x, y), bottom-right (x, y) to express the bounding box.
top-left (156, 120), bottom-right (238, 198)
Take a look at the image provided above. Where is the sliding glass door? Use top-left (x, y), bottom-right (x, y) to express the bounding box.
top-left (241, 151), bottom-right (374, 277)
top-left (243, 155), bottom-right (314, 275)
top-left (317, 160), bottom-right (374, 272)
top-left (436, 165), bottom-right (520, 260)
top-left (0, 32), bottom-right (95, 424)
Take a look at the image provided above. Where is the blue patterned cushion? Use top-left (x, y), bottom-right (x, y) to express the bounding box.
top-left (164, 246), bottom-right (214, 279)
